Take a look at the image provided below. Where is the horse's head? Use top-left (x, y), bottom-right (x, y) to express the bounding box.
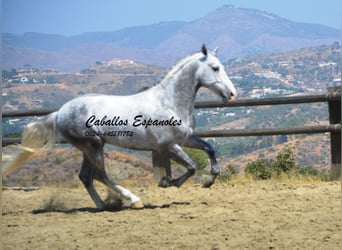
top-left (196, 45), bottom-right (237, 102)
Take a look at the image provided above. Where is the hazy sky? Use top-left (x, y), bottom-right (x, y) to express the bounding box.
top-left (2, 0), bottom-right (341, 36)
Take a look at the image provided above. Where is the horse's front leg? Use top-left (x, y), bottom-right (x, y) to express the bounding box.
top-left (159, 144), bottom-right (196, 187)
top-left (185, 134), bottom-right (220, 188)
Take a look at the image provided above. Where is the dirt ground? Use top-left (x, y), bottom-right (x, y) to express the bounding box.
top-left (2, 181), bottom-right (341, 250)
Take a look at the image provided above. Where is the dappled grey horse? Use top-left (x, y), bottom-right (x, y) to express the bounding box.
top-left (3, 45), bottom-right (237, 209)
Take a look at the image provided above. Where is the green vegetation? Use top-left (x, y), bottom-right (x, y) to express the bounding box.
top-left (244, 147), bottom-right (330, 181)
top-left (215, 147), bottom-right (330, 184)
top-left (183, 147), bottom-right (208, 170)
top-left (245, 158), bottom-right (275, 180)
top-left (218, 165), bottom-right (239, 182)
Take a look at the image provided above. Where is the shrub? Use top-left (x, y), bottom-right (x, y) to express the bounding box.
top-left (245, 147), bottom-right (329, 181)
top-left (183, 147), bottom-right (208, 171)
top-left (273, 147), bottom-right (298, 173)
top-left (245, 158), bottom-right (274, 180)
top-left (218, 165), bottom-right (239, 181)
top-left (245, 147), bottom-right (298, 180)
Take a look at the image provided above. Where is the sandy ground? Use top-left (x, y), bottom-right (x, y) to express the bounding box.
top-left (2, 181), bottom-right (341, 250)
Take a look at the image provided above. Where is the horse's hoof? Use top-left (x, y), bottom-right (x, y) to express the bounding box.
top-left (201, 175), bottom-right (215, 188)
top-left (131, 200), bottom-right (144, 209)
top-left (158, 176), bottom-right (172, 188)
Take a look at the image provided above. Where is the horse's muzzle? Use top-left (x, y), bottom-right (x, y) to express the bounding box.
top-left (228, 91), bottom-right (236, 102)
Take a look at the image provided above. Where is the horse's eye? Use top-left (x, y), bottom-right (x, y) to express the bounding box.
top-left (212, 66), bottom-right (219, 72)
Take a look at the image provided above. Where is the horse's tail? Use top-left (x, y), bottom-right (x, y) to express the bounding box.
top-left (2, 112), bottom-right (58, 178)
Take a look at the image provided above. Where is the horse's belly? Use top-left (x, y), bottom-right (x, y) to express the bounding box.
top-left (102, 126), bottom-right (189, 151)
top-left (104, 133), bottom-right (156, 150)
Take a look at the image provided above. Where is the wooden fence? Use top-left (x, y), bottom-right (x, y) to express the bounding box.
top-left (2, 87), bottom-right (341, 178)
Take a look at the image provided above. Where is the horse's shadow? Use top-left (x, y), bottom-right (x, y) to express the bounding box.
top-left (32, 201), bottom-right (192, 214)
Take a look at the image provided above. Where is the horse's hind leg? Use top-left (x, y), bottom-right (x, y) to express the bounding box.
top-left (105, 182), bottom-right (144, 209)
top-left (85, 144), bottom-right (143, 209)
top-left (79, 156), bottom-right (105, 210)
top-left (152, 150), bottom-right (172, 187)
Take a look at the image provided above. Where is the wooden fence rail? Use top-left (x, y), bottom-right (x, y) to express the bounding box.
top-left (2, 87), bottom-right (341, 178)
top-left (2, 91), bottom-right (341, 118)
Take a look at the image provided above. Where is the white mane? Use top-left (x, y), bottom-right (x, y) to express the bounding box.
top-left (163, 52), bottom-right (202, 81)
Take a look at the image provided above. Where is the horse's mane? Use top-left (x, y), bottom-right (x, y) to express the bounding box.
top-left (164, 53), bottom-right (200, 79)
top-left (137, 52), bottom-right (201, 93)
top-left (136, 50), bottom-right (203, 93)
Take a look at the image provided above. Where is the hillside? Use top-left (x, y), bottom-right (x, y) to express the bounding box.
top-left (225, 42), bottom-right (341, 93)
top-left (2, 59), bottom-right (164, 111)
top-left (3, 5), bottom-right (340, 71)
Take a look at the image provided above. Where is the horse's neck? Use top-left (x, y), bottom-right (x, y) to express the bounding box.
top-left (159, 59), bottom-right (199, 120)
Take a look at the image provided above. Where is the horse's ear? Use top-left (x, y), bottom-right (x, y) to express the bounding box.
top-left (201, 44), bottom-right (208, 56)
top-left (213, 47), bottom-right (219, 56)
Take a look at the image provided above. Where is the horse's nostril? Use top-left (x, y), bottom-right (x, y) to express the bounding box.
top-left (228, 91), bottom-right (236, 102)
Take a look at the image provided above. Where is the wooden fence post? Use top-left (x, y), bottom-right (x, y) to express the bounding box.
top-left (328, 86), bottom-right (341, 180)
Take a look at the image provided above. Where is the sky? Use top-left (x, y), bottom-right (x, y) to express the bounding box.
top-left (2, 0), bottom-right (341, 36)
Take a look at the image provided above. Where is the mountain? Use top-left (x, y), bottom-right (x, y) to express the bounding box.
top-left (3, 21), bottom-right (186, 51)
top-left (3, 5), bottom-right (340, 71)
